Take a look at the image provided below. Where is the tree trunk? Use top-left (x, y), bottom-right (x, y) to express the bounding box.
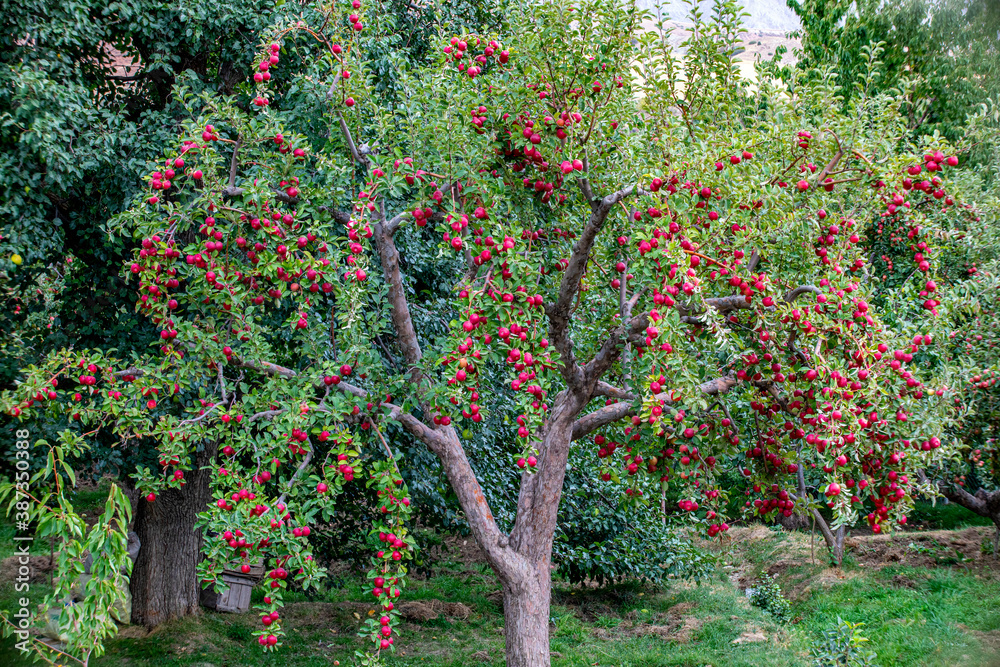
top-left (831, 525), bottom-right (847, 566)
top-left (502, 559), bottom-right (551, 667)
top-left (129, 449), bottom-right (215, 627)
top-left (777, 511), bottom-right (810, 531)
top-left (808, 507), bottom-right (848, 566)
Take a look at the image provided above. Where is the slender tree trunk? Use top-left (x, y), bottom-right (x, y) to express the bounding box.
top-left (831, 525), bottom-right (847, 566)
top-left (805, 507), bottom-right (848, 566)
top-left (129, 445), bottom-right (215, 627)
top-left (794, 454), bottom-right (847, 565)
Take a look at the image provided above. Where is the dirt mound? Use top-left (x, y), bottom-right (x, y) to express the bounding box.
top-left (0, 554), bottom-right (54, 584)
top-left (891, 573), bottom-right (923, 589)
top-left (416, 535), bottom-right (486, 572)
top-left (728, 525), bottom-right (775, 542)
top-left (397, 600), bottom-right (472, 622)
top-left (853, 527), bottom-right (998, 571)
top-left (732, 628), bottom-right (768, 644)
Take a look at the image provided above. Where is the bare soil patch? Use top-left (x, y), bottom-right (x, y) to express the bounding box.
top-left (852, 528), bottom-right (999, 571)
top-left (591, 601), bottom-right (702, 643)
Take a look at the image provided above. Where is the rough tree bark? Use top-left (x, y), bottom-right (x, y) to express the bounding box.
top-left (129, 442), bottom-right (216, 627)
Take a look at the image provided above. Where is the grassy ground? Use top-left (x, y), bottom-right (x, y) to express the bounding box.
top-left (0, 502), bottom-right (998, 666)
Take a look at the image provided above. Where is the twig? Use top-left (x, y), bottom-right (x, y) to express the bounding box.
top-left (217, 363), bottom-right (228, 404)
top-left (227, 137), bottom-right (243, 189)
top-left (276, 448), bottom-right (313, 507)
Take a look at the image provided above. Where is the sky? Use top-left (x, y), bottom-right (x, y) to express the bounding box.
top-left (635, 0), bottom-right (803, 32)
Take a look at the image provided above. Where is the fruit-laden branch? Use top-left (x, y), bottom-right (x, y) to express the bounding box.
top-left (571, 375), bottom-right (742, 440)
top-left (215, 172), bottom-right (354, 227)
top-left (545, 185), bottom-right (635, 393)
top-left (373, 215), bottom-right (428, 394)
top-left (363, 212), bottom-right (528, 582)
top-left (618, 282), bottom-right (821, 335)
top-left (221, 184), bottom-right (301, 206)
top-left (573, 369), bottom-right (795, 440)
top-left (678, 284), bottom-right (820, 318)
top-left (237, 362), bottom-right (490, 546)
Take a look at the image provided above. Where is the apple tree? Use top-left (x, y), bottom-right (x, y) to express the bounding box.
top-left (2, 0), bottom-right (995, 665)
top-left (916, 110), bottom-right (1000, 550)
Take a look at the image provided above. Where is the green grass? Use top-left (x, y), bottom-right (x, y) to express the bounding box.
top-left (794, 565), bottom-right (1000, 666)
top-left (1, 509), bottom-right (998, 666)
top-left (908, 501), bottom-right (996, 530)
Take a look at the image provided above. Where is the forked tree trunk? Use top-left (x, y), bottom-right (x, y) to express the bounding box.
top-left (367, 191), bottom-right (632, 667)
top-left (129, 445), bottom-right (215, 627)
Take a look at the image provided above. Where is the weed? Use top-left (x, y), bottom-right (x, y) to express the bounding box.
top-left (748, 574), bottom-right (792, 623)
top-left (811, 617), bottom-right (877, 667)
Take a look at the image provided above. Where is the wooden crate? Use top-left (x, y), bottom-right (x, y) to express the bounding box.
top-left (200, 565), bottom-right (264, 613)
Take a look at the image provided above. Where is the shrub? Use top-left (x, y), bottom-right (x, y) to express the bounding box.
top-left (811, 617), bottom-right (878, 667)
top-left (748, 574), bottom-right (792, 622)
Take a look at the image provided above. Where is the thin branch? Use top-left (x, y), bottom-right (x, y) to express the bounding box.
top-left (784, 285), bottom-right (820, 302)
top-left (217, 363), bottom-right (228, 404)
top-left (248, 409), bottom-right (286, 423)
top-left (815, 146), bottom-right (844, 185)
top-left (227, 137), bottom-right (243, 189)
top-left (576, 154), bottom-right (596, 207)
top-left (618, 259), bottom-right (628, 319)
top-left (276, 448), bottom-right (313, 507)
top-left (222, 184), bottom-right (299, 205)
top-left (546, 185), bottom-right (635, 391)
top-left (336, 110), bottom-right (367, 165)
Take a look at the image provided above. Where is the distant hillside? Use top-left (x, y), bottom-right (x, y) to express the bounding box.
top-left (636, 0), bottom-right (802, 33)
